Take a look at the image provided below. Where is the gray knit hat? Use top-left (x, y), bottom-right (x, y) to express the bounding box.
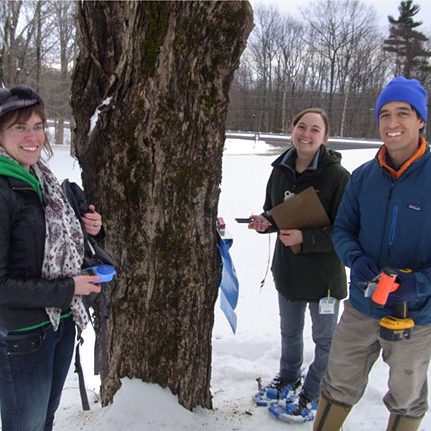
top-left (0, 85), bottom-right (44, 119)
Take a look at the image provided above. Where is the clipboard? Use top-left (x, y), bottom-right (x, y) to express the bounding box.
top-left (270, 187), bottom-right (331, 254)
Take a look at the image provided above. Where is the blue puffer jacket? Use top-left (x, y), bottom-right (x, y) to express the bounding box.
top-left (332, 142), bottom-right (431, 324)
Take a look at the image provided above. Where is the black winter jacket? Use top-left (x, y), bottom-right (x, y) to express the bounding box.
top-left (0, 175), bottom-right (75, 331)
top-left (263, 145), bottom-right (350, 302)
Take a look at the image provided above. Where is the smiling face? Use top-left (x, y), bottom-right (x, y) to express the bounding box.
top-left (0, 111), bottom-right (46, 170)
top-left (291, 112), bottom-right (328, 160)
top-left (379, 101), bottom-right (425, 166)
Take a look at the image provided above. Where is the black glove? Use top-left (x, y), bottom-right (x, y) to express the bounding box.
top-left (389, 271), bottom-right (417, 303)
top-left (351, 255), bottom-right (380, 283)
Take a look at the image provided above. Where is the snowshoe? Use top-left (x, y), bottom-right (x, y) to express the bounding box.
top-left (253, 375), bottom-right (301, 407)
top-left (268, 391), bottom-right (318, 423)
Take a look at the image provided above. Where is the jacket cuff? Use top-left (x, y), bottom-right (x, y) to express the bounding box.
top-left (347, 252), bottom-right (363, 268)
top-left (60, 278), bottom-right (76, 309)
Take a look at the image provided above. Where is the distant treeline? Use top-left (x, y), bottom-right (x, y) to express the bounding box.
top-left (226, 0), bottom-right (431, 141)
top-left (1, 0), bottom-right (430, 143)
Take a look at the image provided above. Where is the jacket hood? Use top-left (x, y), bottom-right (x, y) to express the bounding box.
top-left (0, 155), bottom-right (43, 201)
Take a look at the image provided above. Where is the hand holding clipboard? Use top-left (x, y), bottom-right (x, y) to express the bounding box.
top-left (270, 187), bottom-right (330, 254)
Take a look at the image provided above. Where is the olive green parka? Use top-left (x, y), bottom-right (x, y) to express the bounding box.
top-left (263, 145), bottom-right (350, 302)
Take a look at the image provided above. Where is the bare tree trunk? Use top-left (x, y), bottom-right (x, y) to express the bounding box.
top-left (54, 119), bottom-right (64, 145)
top-left (34, 0), bottom-right (42, 91)
top-left (53, 1), bottom-right (75, 145)
top-left (71, 0), bottom-right (253, 410)
top-left (4, 0), bottom-right (21, 85)
top-left (340, 84), bottom-right (349, 138)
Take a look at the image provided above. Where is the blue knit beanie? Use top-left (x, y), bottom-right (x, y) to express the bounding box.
top-left (375, 76), bottom-right (427, 123)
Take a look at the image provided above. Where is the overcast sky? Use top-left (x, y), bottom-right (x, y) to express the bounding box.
top-left (249, 0), bottom-right (431, 33)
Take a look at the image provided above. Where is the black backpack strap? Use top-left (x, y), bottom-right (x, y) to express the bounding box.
top-left (61, 179), bottom-right (88, 225)
top-left (62, 179), bottom-right (113, 407)
top-left (74, 330), bottom-right (90, 411)
top-left (61, 180), bottom-right (97, 258)
top-left (61, 179), bottom-right (111, 264)
top-left (63, 179), bottom-right (91, 410)
top-left (94, 292), bottom-right (109, 377)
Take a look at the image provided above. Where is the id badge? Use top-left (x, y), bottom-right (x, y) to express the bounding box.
top-left (319, 297), bottom-right (336, 314)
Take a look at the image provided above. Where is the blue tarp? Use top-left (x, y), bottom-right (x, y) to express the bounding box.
top-left (217, 233), bottom-right (239, 334)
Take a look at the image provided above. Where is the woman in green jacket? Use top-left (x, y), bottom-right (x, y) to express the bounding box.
top-left (0, 85), bottom-right (102, 430)
top-left (249, 108), bottom-right (349, 424)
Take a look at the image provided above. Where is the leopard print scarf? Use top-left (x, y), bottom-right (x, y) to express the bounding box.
top-left (32, 161), bottom-right (89, 331)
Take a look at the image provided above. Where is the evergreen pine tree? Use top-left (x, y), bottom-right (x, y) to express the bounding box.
top-left (384, 0), bottom-right (431, 78)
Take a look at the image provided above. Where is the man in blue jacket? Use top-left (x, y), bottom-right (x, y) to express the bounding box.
top-left (313, 77), bottom-right (431, 431)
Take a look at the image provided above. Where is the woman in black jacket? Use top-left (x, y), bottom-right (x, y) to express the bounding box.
top-left (0, 86), bottom-right (102, 430)
top-left (249, 108), bottom-right (350, 424)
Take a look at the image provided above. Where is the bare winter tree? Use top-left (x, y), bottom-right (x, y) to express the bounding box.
top-left (71, 0), bottom-right (253, 410)
top-left (34, 0), bottom-right (42, 91)
top-left (248, 5), bottom-right (280, 131)
top-left (0, 0), bottom-right (23, 85)
top-left (0, 0), bottom-right (76, 143)
top-left (273, 16), bottom-right (305, 131)
top-left (49, 1), bottom-right (76, 145)
top-left (227, 1), bottom-right (392, 138)
top-left (0, 0), bottom-right (49, 86)
top-left (334, 2), bottom-right (383, 136)
top-left (0, 2), bottom-right (5, 83)
top-left (301, 0), bottom-right (378, 126)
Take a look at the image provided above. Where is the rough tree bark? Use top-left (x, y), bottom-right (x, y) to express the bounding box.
top-left (71, 0), bottom-right (253, 410)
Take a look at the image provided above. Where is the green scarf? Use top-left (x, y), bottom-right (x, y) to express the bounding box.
top-left (0, 155), bottom-right (43, 202)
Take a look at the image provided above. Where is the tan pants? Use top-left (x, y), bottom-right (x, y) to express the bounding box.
top-left (321, 301), bottom-right (431, 417)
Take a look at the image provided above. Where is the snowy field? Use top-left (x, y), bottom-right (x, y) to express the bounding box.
top-left (44, 139), bottom-right (431, 431)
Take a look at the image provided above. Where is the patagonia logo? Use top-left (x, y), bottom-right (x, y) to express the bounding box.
top-left (408, 203), bottom-right (422, 211)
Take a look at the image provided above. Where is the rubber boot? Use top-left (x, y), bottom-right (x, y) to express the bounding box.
top-left (386, 413), bottom-right (423, 431)
top-left (313, 393), bottom-right (352, 431)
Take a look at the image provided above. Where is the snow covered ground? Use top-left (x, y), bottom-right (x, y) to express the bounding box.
top-left (45, 139), bottom-right (431, 431)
